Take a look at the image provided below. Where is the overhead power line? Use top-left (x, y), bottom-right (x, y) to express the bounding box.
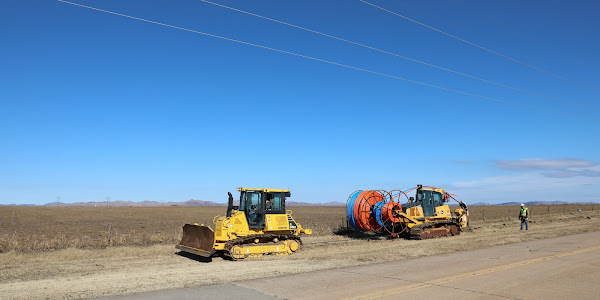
top-left (359, 0), bottom-right (600, 94)
top-left (194, 0), bottom-right (598, 111)
top-left (56, 0), bottom-right (595, 119)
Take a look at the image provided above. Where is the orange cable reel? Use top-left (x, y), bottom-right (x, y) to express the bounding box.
top-left (353, 190), bottom-right (382, 231)
top-left (382, 202), bottom-right (402, 223)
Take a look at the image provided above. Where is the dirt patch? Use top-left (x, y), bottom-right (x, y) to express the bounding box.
top-left (1, 210), bottom-right (599, 299)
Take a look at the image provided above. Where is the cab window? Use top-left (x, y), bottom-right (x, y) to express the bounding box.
top-left (266, 192), bottom-right (285, 212)
top-left (433, 192), bottom-right (443, 207)
top-left (418, 190), bottom-right (432, 204)
top-left (246, 192), bottom-right (261, 210)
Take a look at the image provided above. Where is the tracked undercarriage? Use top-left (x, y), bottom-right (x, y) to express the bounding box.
top-left (222, 234), bottom-right (302, 260)
top-left (408, 220), bottom-right (461, 240)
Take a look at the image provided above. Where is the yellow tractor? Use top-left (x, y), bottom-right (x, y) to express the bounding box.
top-left (347, 185), bottom-right (468, 239)
top-left (401, 185), bottom-right (468, 239)
top-left (177, 188), bottom-right (312, 260)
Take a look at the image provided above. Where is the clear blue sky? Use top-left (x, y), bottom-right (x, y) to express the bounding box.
top-left (1, 0), bottom-right (599, 205)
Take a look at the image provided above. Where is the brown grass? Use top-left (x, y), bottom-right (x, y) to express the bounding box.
top-left (0, 208), bottom-right (599, 299)
top-left (462, 204), bottom-right (597, 221)
top-left (0, 204), bottom-right (596, 253)
top-left (0, 206), bottom-right (348, 253)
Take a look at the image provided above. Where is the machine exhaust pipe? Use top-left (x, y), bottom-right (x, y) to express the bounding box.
top-left (226, 192), bottom-right (234, 217)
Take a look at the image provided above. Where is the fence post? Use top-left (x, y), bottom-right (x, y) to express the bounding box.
top-left (564, 204), bottom-right (566, 214)
top-left (508, 208), bottom-right (510, 219)
top-left (108, 225), bottom-right (112, 246)
top-left (547, 205), bottom-right (550, 215)
top-left (593, 203), bottom-right (595, 211)
top-left (483, 209), bottom-right (486, 222)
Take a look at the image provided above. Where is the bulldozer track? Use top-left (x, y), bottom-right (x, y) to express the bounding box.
top-left (408, 219), bottom-right (461, 240)
top-left (223, 234), bottom-right (302, 260)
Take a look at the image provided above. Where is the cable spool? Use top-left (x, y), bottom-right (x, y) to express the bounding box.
top-left (382, 202), bottom-right (402, 223)
top-left (345, 190), bottom-right (385, 232)
top-left (373, 201), bottom-right (387, 227)
top-left (384, 189), bottom-right (408, 223)
top-left (346, 190), bottom-right (363, 231)
top-left (352, 190), bottom-right (383, 231)
top-left (346, 186), bottom-right (465, 235)
top-left (375, 190), bottom-right (406, 235)
top-left (345, 189), bottom-right (410, 234)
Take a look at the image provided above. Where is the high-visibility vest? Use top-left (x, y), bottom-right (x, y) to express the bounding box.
top-left (520, 208), bottom-right (528, 217)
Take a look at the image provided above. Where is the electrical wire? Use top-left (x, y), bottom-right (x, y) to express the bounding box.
top-left (359, 0), bottom-right (600, 94)
top-left (195, 0), bottom-right (598, 111)
top-left (56, 0), bottom-right (596, 119)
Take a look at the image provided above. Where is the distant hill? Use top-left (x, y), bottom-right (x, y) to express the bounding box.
top-left (471, 201), bottom-right (598, 206)
top-left (525, 201), bottom-right (599, 205)
top-left (36, 199), bottom-right (346, 207)
top-left (43, 199), bottom-right (225, 207)
top-left (496, 202), bottom-right (522, 206)
top-left (469, 202), bottom-right (491, 206)
top-left (287, 201), bottom-right (345, 207)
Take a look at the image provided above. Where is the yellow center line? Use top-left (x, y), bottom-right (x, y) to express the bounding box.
top-left (345, 244), bottom-right (600, 300)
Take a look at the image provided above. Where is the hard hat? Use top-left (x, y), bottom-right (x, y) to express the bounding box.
top-left (520, 203), bottom-right (525, 206)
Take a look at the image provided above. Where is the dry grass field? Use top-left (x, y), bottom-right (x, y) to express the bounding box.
top-left (465, 204), bottom-right (597, 221)
top-left (0, 205), bottom-right (598, 299)
top-left (0, 206), bottom-right (348, 253)
top-left (0, 204), bottom-right (596, 253)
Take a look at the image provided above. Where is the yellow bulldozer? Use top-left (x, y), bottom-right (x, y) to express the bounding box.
top-left (400, 185), bottom-right (469, 239)
top-left (177, 188), bottom-right (312, 260)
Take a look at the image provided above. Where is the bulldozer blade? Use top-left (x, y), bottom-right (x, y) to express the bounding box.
top-left (176, 224), bottom-right (215, 257)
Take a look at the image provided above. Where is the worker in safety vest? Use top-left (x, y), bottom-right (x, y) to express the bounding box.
top-left (519, 203), bottom-right (529, 230)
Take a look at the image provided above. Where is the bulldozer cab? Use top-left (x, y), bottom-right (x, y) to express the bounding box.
top-left (416, 187), bottom-right (446, 217)
top-left (237, 188), bottom-right (290, 229)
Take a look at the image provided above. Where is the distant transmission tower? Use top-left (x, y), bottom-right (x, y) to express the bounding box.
top-left (57, 196), bottom-right (61, 206)
top-left (107, 196), bottom-right (111, 207)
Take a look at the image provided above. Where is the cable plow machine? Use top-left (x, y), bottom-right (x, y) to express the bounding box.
top-left (346, 185), bottom-right (468, 239)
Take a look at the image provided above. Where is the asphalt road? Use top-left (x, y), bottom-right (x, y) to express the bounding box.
top-left (102, 231), bottom-right (600, 300)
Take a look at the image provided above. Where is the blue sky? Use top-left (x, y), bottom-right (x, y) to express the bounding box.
top-left (1, 0), bottom-right (599, 205)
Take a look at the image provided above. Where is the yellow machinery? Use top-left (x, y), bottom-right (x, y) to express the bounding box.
top-left (401, 185), bottom-right (468, 239)
top-left (347, 185), bottom-right (468, 239)
top-left (177, 188), bottom-right (312, 260)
